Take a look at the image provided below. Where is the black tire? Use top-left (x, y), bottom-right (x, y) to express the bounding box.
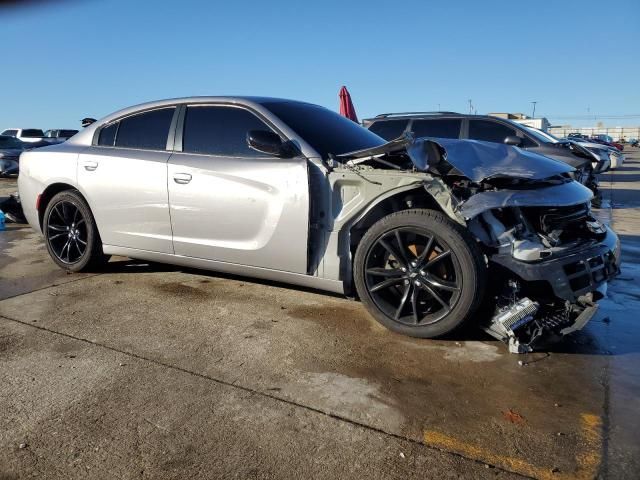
top-left (43, 190), bottom-right (109, 272)
top-left (353, 209), bottom-right (487, 338)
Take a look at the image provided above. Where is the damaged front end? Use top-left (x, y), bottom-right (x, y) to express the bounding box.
top-left (422, 138), bottom-right (621, 352)
top-left (468, 200), bottom-right (620, 353)
top-left (339, 134), bottom-right (621, 352)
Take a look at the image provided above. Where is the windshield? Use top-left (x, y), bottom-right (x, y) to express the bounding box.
top-left (0, 136), bottom-right (24, 148)
top-left (263, 101), bottom-right (385, 158)
top-left (524, 126), bottom-right (559, 144)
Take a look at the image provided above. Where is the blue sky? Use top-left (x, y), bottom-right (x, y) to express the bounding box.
top-left (1, 0), bottom-right (639, 129)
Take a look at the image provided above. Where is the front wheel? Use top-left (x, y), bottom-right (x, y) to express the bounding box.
top-left (43, 190), bottom-right (109, 272)
top-left (353, 209), bottom-right (487, 338)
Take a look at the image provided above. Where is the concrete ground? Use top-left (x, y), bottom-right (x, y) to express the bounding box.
top-left (1, 149), bottom-right (639, 479)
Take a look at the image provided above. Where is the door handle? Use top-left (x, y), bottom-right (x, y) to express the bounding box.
top-left (173, 173), bottom-right (192, 184)
top-left (82, 160), bottom-right (98, 171)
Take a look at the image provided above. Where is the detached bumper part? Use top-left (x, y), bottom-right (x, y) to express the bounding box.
top-left (484, 298), bottom-right (539, 353)
top-left (484, 228), bottom-right (619, 353)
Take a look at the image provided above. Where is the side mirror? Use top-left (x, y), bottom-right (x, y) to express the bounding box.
top-left (247, 130), bottom-right (294, 157)
top-left (504, 135), bottom-right (522, 146)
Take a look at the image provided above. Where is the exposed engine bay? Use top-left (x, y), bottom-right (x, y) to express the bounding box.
top-left (334, 134), bottom-right (621, 352)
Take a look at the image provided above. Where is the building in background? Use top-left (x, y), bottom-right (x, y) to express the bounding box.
top-left (488, 112), bottom-right (551, 131)
top-left (548, 125), bottom-right (640, 141)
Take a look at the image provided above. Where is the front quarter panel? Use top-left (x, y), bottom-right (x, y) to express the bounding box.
top-left (18, 144), bottom-right (85, 234)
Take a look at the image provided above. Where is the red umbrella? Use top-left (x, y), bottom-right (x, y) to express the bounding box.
top-left (339, 86), bottom-right (359, 123)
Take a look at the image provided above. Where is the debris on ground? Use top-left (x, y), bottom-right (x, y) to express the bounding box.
top-left (503, 408), bottom-right (525, 424)
top-left (0, 193), bottom-right (26, 223)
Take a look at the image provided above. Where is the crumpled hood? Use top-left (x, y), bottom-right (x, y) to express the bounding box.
top-left (407, 138), bottom-right (574, 182)
top-left (338, 134), bottom-right (574, 183)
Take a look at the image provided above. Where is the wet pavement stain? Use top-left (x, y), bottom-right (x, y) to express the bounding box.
top-left (155, 282), bottom-right (212, 300)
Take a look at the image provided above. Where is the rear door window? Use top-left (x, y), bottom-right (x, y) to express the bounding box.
top-left (367, 119), bottom-right (409, 140)
top-left (411, 119), bottom-right (462, 139)
top-left (468, 120), bottom-right (516, 143)
top-left (2, 130), bottom-right (18, 136)
top-left (182, 105), bottom-right (272, 157)
top-left (98, 123), bottom-right (118, 146)
top-left (114, 107), bottom-right (175, 150)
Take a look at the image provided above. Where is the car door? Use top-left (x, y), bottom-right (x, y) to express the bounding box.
top-left (77, 107), bottom-right (176, 254)
top-left (167, 104), bottom-right (309, 273)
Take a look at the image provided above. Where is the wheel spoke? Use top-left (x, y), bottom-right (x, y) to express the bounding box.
top-left (60, 239), bottom-right (71, 261)
top-left (394, 230), bottom-right (410, 265)
top-left (75, 239), bottom-right (86, 256)
top-left (423, 275), bottom-right (459, 292)
top-left (379, 238), bottom-right (408, 268)
top-left (394, 284), bottom-right (412, 320)
top-left (53, 205), bottom-right (65, 224)
top-left (424, 250), bottom-right (451, 269)
top-left (366, 267), bottom-right (404, 277)
top-left (420, 283), bottom-right (450, 312)
top-left (410, 286), bottom-right (420, 324)
top-left (48, 232), bottom-right (68, 241)
top-left (48, 224), bottom-right (67, 232)
top-left (76, 219), bottom-right (86, 226)
top-left (370, 277), bottom-right (405, 293)
top-left (416, 235), bottom-right (435, 264)
top-left (76, 237), bottom-right (87, 246)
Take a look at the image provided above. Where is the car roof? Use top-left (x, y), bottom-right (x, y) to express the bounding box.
top-left (363, 112), bottom-right (520, 123)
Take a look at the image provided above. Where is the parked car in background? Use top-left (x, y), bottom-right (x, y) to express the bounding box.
top-left (0, 135), bottom-right (25, 176)
top-left (589, 135), bottom-right (624, 152)
top-left (44, 129), bottom-right (79, 142)
top-left (567, 133), bottom-right (589, 140)
top-left (18, 97), bottom-right (620, 352)
top-left (565, 135), bottom-right (625, 170)
top-left (630, 138), bottom-right (639, 147)
top-left (1, 128), bottom-right (45, 143)
top-left (363, 112), bottom-right (603, 204)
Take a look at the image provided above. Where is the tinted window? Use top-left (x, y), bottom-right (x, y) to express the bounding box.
top-left (98, 123), bottom-right (118, 146)
top-left (263, 101), bottom-right (385, 158)
top-left (59, 129), bottom-right (78, 138)
top-left (1, 130), bottom-right (18, 136)
top-left (115, 107), bottom-right (175, 150)
top-left (368, 119), bottom-right (409, 140)
top-left (182, 106), bottom-right (272, 156)
top-left (22, 129), bottom-right (44, 137)
top-left (411, 119), bottom-right (461, 139)
top-left (468, 120), bottom-right (516, 143)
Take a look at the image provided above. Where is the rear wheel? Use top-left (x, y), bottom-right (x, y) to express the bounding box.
top-left (354, 209), bottom-right (486, 338)
top-left (43, 190), bottom-right (109, 272)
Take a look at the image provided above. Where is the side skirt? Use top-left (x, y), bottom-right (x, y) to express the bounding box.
top-left (102, 245), bottom-right (346, 295)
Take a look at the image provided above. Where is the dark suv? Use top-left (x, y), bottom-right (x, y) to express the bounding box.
top-left (363, 112), bottom-right (602, 203)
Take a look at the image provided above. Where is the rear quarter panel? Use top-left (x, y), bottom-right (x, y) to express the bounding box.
top-left (18, 144), bottom-right (86, 234)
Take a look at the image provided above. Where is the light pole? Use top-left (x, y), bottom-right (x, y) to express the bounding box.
top-left (531, 101), bottom-right (537, 118)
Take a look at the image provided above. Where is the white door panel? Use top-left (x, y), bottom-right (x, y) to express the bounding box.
top-left (78, 147), bottom-right (173, 253)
